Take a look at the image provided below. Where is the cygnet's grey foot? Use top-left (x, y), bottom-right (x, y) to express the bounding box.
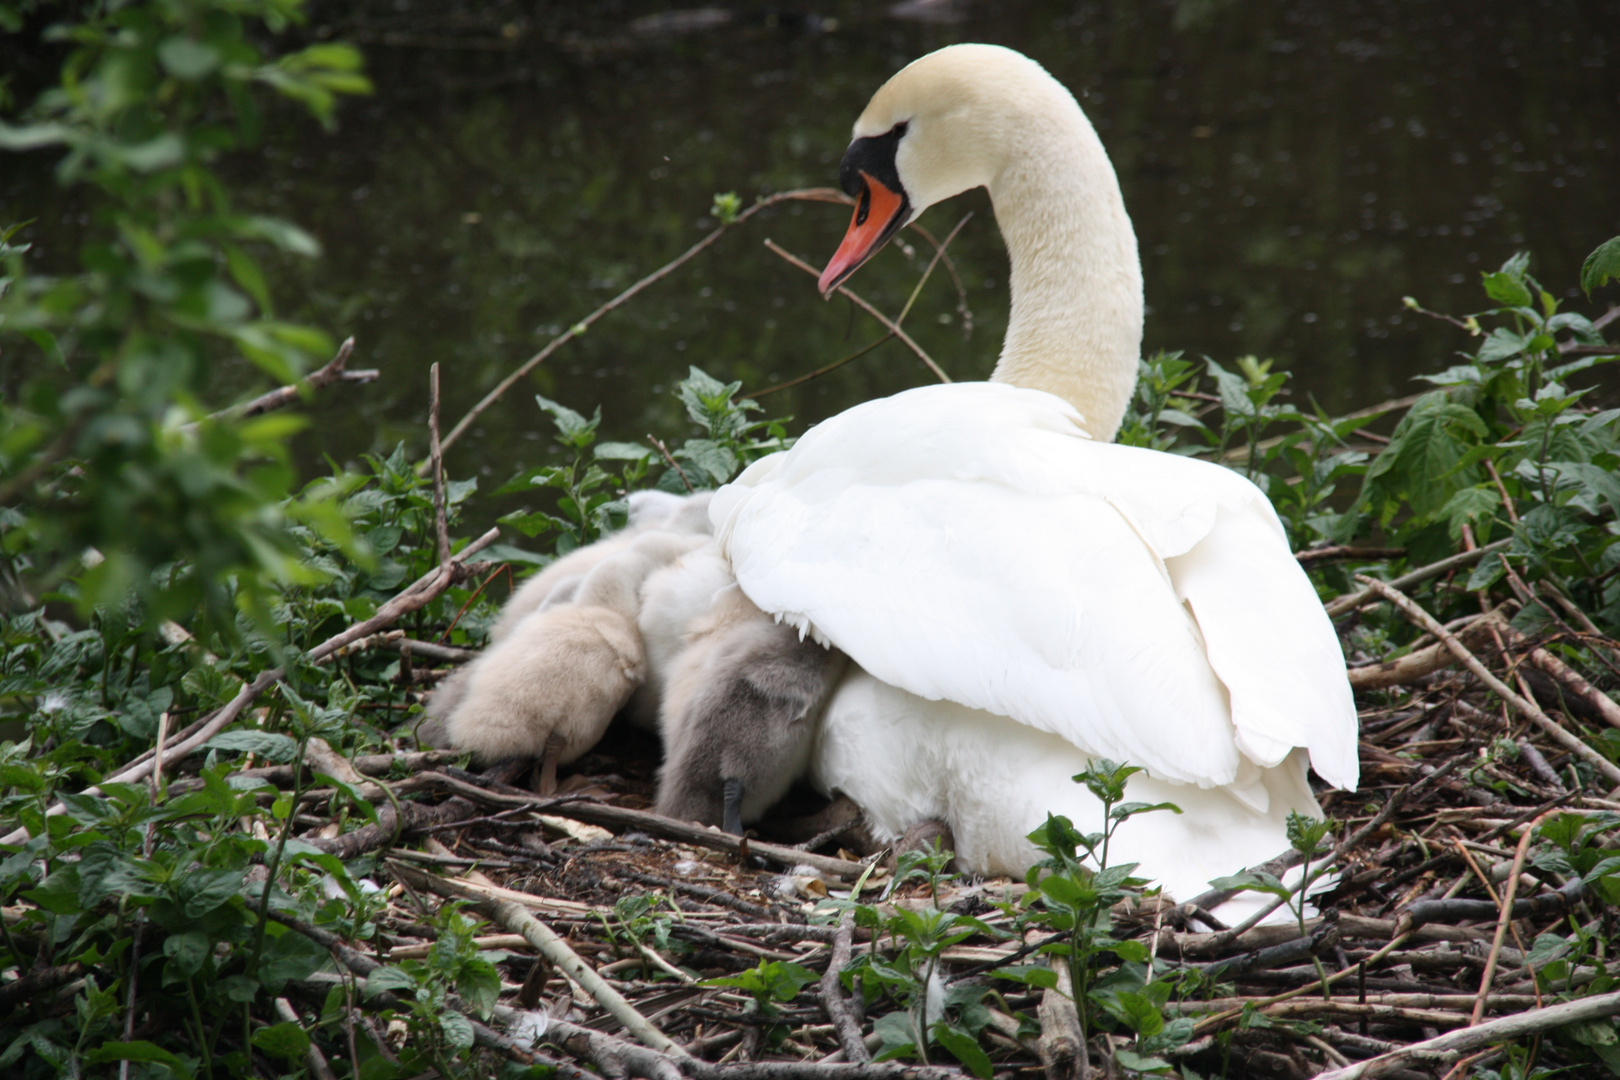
top-left (536, 732), bottom-right (567, 796)
top-left (722, 777), bottom-right (745, 835)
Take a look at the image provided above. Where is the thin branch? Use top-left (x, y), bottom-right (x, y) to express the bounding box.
top-left (437, 189), bottom-right (847, 461)
top-left (1313, 988), bottom-right (1620, 1080)
top-left (648, 434), bottom-right (695, 492)
top-left (200, 336), bottom-right (377, 424)
top-left (429, 362), bottom-right (452, 568)
top-left (763, 239), bottom-right (951, 384)
top-left (819, 912), bottom-right (869, 1063)
top-left (1325, 540), bottom-right (1513, 618)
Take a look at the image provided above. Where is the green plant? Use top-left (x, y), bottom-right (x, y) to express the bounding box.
top-left (703, 959), bottom-right (819, 1046)
top-left (364, 905), bottom-right (505, 1069)
top-left (0, 0), bottom-right (372, 636)
top-left (1000, 760), bottom-right (1191, 1074)
top-left (1209, 811), bottom-right (1337, 1000)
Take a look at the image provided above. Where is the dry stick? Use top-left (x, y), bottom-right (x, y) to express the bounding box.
top-left (1452, 843), bottom-right (1541, 1012)
top-left (1295, 545), bottom-right (1406, 565)
top-left (274, 997), bottom-right (339, 1080)
top-left (0, 527), bottom-right (501, 846)
top-left (196, 336), bottom-right (378, 425)
top-left (1314, 988), bottom-right (1620, 1080)
top-left (419, 771), bottom-right (865, 879)
top-left (906, 220), bottom-right (975, 334)
top-left (819, 912), bottom-right (869, 1064)
top-left (389, 862), bottom-right (690, 1058)
top-left (1356, 576), bottom-right (1620, 788)
top-left (437, 188), bottom-right (848, 460)
top-left (1324, 540), bottom-right (1512, 619)
top-left (428, 363), bottom-right (451, 568)
top-left (753, 335), bottom-right (891, 398)
top-left (1469, 810), bottom-right (1556, 1028)
top-left (763, 239), bottom-right (951, 384)
top-left (1495, 614), bottom-right (1620, 732)
top-left (1347, 610), bottom-right (1508, 691)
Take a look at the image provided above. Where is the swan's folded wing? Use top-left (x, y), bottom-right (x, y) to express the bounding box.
top-left (712, 382), bottom-right (1358, 790)
top-left (713, 385), bottom-right (1235, 785)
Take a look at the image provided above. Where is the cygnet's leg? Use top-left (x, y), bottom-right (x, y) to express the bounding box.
top-left (722, 777), bottom-right (745, 835)
top-left (536, 731), bottom-right (567, 795)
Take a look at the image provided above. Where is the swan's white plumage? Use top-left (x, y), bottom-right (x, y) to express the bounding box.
top-left (714, 382), bottom-right (1356, 795)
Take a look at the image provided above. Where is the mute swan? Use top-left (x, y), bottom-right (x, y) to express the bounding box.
top-left (442, 529), bottom-right (702, 790)
top-left (655, 579), bottom-right (848, 832)
top-left (709, 44), bottom-right (1359, 905)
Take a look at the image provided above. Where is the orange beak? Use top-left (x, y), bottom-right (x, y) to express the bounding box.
top-left (818, 173), bottom-right (909, 296)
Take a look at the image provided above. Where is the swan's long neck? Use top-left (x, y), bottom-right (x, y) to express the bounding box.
top-left (982, 104), bottom-right (1143, 442)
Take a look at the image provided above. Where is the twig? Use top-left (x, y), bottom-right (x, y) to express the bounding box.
top-left (418, 771), bottom-right (866, 879)
top-left (1347, 610), bottom-right (1508, 691)
top-left (274, 998), bottom-right (339, 1080)
top-left (1494, 613), bottom-right (1620, 731)
top-left (649, 434), bottom-right (695, 492)
top-left (819, 912), bottom-right (869, 1063)
top-left (1295, 546), bottom-right (1406, 565)
top-left (1313, 989), bottom-right (1620, 1079)
top-left (753, 336), bottom-right (892, 398)
top-left (763, 239), bottom-right (951, 384)
top-left (1470, 811), bottom-right (1555, 1026)
top-left (437, 188), bottom-right (848, 459)
top-left (1356, 576), bottom-right (1620, 787)
top-left (198, 337), bottom-right (377, 424)
top-left (391, 862), bottom-right (690, 1058)
top-left (429, 362), bottom-right (452, 568)
top-left (1325, 540), bottom-right (1513, 618)
top-left (753, 213), bottom-right (972, 400)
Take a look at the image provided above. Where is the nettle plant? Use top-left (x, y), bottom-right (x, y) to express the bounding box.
top-left (496, 367), bottom-right (791, 554)
top-left (999, 761), bottom-right (1194, 1075)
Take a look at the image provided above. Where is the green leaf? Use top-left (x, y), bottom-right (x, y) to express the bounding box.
top-left (251, 1021), bottom-right (310, 1062)
top-left (439, 1010), bottom-right (476, 1049)
top-left (158, 38), bottom-right (222, 80)
top-left (991, 964), bottom-right (1059, 989)
top-left (1582, 236), bottom-right (1620, 296)
top-left (205, 730), bottom-right (300, 763)
top-left (85, 1041), bottom-right (194, 1080)
top-left (363, 965), bottom-right (418, 997)
top-left (932, 1022), bottom-right (993, 1079)
top-left (1482, 270), bottom-right (1533, 308)
top-left (0, 120), bottom-right (71, 150)
top-left (162, 932), bottom-right (210, 980)
top-left (595, 441), bottom-right (655, 462)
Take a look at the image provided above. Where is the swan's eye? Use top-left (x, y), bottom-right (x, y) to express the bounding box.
top-left (855, 187), bottom-right (872, 227)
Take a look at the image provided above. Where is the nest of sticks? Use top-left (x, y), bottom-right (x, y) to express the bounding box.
top-left (216, 539), bottom-right (1620, 1080)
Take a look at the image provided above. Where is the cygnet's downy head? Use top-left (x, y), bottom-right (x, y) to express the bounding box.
top-left (818, 44), bottom-right (1077, 294)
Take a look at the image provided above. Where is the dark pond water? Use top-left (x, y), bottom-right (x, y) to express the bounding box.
top-left (7, 0), bottom-right (1620, 498)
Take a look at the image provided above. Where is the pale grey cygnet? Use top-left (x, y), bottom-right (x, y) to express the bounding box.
top-left (486, 490), bottom-right (714, 643)
top-left (441, 530), bottom-right (698, 791)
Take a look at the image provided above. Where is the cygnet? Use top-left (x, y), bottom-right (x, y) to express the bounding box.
top-left (443, 530), bottom-right (698, 792)
top-left (487, 490), bottom-right (713, 643)
top-left (655, 585), bottom-right (847, 833)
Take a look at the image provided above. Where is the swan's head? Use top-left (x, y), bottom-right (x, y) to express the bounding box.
top-left (819, 44), bottom-right (1074, 294)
